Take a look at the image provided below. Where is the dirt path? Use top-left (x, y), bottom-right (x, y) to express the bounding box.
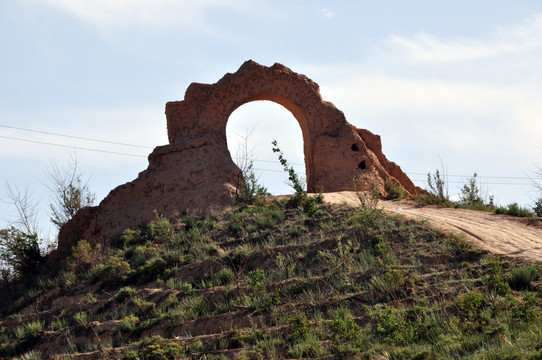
top-left (323, 191), bottom-right (542, 262)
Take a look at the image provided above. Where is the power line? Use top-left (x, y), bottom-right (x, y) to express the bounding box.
top-left (0, 124), bottom-right (154, 149)
top-left (239, 160), bottom-right (541, 180)
top-left (1, 127), bottom-right (540, 183)
top-left (233, 157), bottom-right (305, 166)
top-left (407, 172), bottom-right (542, 180)
top-left (0, 135), bottom-right (147, 158)
top-left (411, 179), bottom-right (533, 186)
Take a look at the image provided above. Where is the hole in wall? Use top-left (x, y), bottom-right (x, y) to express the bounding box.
top-left (226, 100), bottom-right (306, 195)
top-left (351, 144), bottom-right (359, 151)
top-left (358, 161), bottom-right (366, 170)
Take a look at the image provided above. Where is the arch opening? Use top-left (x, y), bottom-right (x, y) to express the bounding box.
top-left (226, 100), bottom-right (307, 195)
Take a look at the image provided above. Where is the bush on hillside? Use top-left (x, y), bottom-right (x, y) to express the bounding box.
top-left (534, 197), bottom-right (542, 217)
top-left (0, 227), bottom-right (41, 279)
top-left (385, 179), bottom-right (407, 201)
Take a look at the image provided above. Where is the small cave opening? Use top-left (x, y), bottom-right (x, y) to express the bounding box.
top-left (358, 161), bottom-right (366, 170)
top-left (351, 144), bottom-right (359, 151)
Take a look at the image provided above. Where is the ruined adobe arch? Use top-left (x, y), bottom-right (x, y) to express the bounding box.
top-left (166, 61), bottom-right (360, 192)
top-left (53, 60), bottom-right (420, 261)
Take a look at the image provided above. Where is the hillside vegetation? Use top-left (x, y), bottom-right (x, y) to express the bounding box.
top-left (1, 196), bottom-right (542, 359)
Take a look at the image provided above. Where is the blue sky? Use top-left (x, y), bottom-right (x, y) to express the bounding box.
top-left (1, 0), bottom-right (542, 237)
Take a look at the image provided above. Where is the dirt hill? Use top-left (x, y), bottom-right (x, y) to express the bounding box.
top-left (324, 192), bottom-right (542, 262)
top-left (1, 196), bottom-right (542, 359)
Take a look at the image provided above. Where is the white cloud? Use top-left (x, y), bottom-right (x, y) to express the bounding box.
top-left (390, 14), bottom-right (542, 63)
top-left (28, 0), bottom-right (250, 35)
top-left (321, 74), bottom-right (520, 115)
top-left (320, 8), bottom-right (335, 18)
top-left (314, 68), bottom-right (542, 167)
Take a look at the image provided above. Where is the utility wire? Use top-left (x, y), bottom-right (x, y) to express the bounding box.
top-left (1, 127), bottom-right (540, 183)
top-left (238, 159), bottom-right (542, 180)
top-left (0, 124), bottom-right (154, 149)
top-left (407, 172), bottom-right (542, 180)
top-left (410, 179), bottom-right (533, 186)
top-left (0, 135), bottom-right (147, 158)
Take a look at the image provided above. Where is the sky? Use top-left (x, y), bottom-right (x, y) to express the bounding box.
top-left (1, 0), bottom-right (542, 238)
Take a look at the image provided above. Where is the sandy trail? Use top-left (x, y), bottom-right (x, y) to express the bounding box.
top-left (323, 191), bottom-right (542, 263)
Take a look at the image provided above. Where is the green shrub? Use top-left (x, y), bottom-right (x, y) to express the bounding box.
top-left (166, 278), bottom-right (193, 291)
top-left (73, 311), bottom-right (89, 327)
top-left (367, 304), bottom-right (411, 345)
top-left (533, 196), bottom-right (542, 217)
top-left (160, 293), bottom-right (180, 311)
top-left (68, 239), bottom-right (102, 274)
top-left (458, 173), bottom-right (485, 210)
top-left (170, 295), bottom-right (207, 323)
top-left (247, 269), bottom-right (266, 295)
top-left (372, 235), bottom-right (391, 256)
top-left (288, 312), bottom-right (311, 342)
top-left (457, 290), bottom-right (484, 319)
top-left (369, 268), bottom-right (417, 302)
top-left (147, 214), bottom-right (173, 243)
top-left (241, 290), bottom-right (281, 312)
top-left (212, 268), bottom-right (236, 286)
top-left (485, 256), bottom-right (511, 296)
top-left (328, 307), bottom-right (364, 358)
top-left (115, 228), bottom-right (142, 248)
top-left (456, 290), bottom-right (489, 332)
top-left (272, 140), bottom-right (324, 216)
top-left (275, 253), bottom-right (296, 280)
top-left (495, 203), bottom-right (534, 217)
top-left (114, 286), bottom-right (136, 302)
top-left (287, 333), bottom-right (324, 359)
top-left (0, 228), bottom-right (42, 278)
top-left (132, 296), bottom-right (155, 313)
top-left (89, 256), bottom-right (131, 285)
top-left (511, 293), bottom-right (541, 321)
top-left (385, 179), bottom-right (407, 200)
top-left (15, 350), bottom-right (42, 360)
top-left (235, 158), bottom-right (270, 205)
top-left (187, 338), bottom-right (204, 353)
top-left (121, 335), bottom-right (184, 360)
top-left (60, 270), bottom-right (78, 290)
top-left (14, 320), bottom-right (44, 339)
top-left (415, 170), bottom-right (454, 206)
top-left (52, 317), bottom-right (67, 331)
top-left (138, 256), bottom-right (167, 280)
top-left (446, 233), bottom-right (475, 255)
top-left (353, 185), bottom-right (382, 220)
top-left (508, 265), bottom-right (540, 290)
top-left (119, 314), bottom-right (140, 333)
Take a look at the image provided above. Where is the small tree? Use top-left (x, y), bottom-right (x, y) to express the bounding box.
top-left (1, 184), bottom-right (42, 280)
top-left (272, 140), bottom-right (305, 195)
top-left (458, 173), bottom-right (485, 209)
top-left (427, 169), bottom-right (448, 203)
top-left (0, 227), bottom-right (41, 278)
top-left (3, 183), bottom-right (39, 234)
top-left (233, 129), bottom-right (269, 204)
top-left (272, 140), bottom-right (323, 215)
top-left (534, 197), bottom-right (542, 217)
top-left (48, 154), bottom-right (95, 229)
top-left (533, 165), bottom-right (542, 217)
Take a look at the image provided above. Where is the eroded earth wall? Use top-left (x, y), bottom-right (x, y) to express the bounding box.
top-left (53, 60), bottom-right (420, 260)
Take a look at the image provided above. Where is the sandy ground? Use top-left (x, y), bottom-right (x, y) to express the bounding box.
top-left (322, 191), bottom-right (542, 263)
